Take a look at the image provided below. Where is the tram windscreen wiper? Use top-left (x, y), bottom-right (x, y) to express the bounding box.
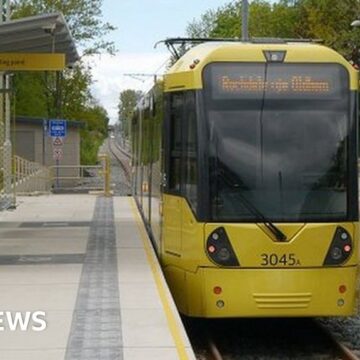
top-left (236, 192), bottom-right (287, 242)
top-left (218, 168), bottom-right (287, 242)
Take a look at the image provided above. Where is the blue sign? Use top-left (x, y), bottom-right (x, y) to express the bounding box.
top-left (49, 119), bottom-right (67, 138)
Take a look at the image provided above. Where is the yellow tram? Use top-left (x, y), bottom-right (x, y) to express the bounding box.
top-left (132, 40), bottom-right (359, 317)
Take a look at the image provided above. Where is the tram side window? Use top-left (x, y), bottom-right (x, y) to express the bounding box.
top-left (183, 92), bottom-right (198, 211)
top-left (168, 93), bottom-right (184, 192)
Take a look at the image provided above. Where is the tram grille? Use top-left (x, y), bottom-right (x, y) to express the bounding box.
top-left (253, 293), bottom-right (312, 309)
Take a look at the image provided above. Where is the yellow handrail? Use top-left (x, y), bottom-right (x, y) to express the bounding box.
top-left (98, 154), bottom-right (111, 197)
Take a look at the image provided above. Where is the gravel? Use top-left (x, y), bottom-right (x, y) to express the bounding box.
top-left (319, 315), bottom-right (360, 357)
top-left (185, 317), bottom-right (343, 360)
top-left (99, 139), bottom-right (131, 196)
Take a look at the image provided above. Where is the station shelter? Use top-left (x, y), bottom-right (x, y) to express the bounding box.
top-left (0, 12), bottom-right (79, 209)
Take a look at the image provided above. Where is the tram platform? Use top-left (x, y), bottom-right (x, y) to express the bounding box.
top-left (0, 194), bottom-right (195, 360)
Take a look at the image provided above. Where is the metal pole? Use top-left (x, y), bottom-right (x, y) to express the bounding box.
top-left (0, 0), bottom-right (14, 210)
top-left (0, 1), bottom-right (3, 22)
top-left (242, 0), bottom-right (249, 41)
top-left (42, 119), bottom-right (46, 165)
top-left (5, 0), bottom-right (14, 208)
top-left (56, 159), bottom-right (59, 189)
top-left (5, 0), bottom-right (9, 22)
top-left (0, 2), bottom-right (3, 209)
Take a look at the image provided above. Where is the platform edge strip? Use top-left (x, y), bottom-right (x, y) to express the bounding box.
top-left (129, 197), bottom-right (192, 360)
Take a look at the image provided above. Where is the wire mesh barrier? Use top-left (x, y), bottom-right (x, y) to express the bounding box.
top-left (50, 155), bottom-right (111, 196)
top-left (0, 144), bottom-right (15, 210)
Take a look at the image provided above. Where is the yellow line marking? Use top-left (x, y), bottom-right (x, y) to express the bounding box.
top-left (129, 198), bottom-right (190, 360)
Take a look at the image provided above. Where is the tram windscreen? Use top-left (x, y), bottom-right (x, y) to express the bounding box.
top-left (203, 63), bottom-right (351, 222)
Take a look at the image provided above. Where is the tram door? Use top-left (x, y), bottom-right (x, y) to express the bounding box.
top-left (163, 92), bottom-right (184, 255)
top-left (162, 91), bottom-right (198, 256)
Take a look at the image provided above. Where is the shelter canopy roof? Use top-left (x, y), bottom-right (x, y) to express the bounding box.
top-left (0, 12), bottom-right (79, 66)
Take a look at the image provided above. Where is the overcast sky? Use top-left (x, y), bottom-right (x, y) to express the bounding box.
top-left (87, 0), bottom-right (233, 124)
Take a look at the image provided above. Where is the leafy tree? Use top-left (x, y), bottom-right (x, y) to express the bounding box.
top-left (186, 0), bottom-right (360, 61)
top-left (12, 0), bottom-right (116, 55)
top-left (186, 9), bottom-right (219, 37)
top-left (118, 89), bottom-right (142, 139)
top-left (13, 73), bottom-right (48, 117)
top-left (62, 64), bottom-right (93, 120)
top-left (296, 0), bottom-right (360, 58)
top-left (79, 101), bottom-right (109, 165)
top-left (187, 0), bottom-right (300, 39)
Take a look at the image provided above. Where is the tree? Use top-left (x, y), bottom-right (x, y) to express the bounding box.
top-left (296, 0), bottom-right (360, 58)
top-left (187, 0), bottom-right (300, 39)
top-left (186, 9), bottom-right (219, 38)
top-left (12, 0), bottom-right (116, 55)
top-left (186, 0), bottom-right (360, 61)
top-left (78, 101), bottom-right (109, 165)
top-left (118, 90), bottom-right (142, 139)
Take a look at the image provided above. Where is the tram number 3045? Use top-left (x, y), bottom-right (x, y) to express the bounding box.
top-left (260, 253), bottom-right (301, 266)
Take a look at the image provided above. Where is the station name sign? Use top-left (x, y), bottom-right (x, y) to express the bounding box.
top-left (0, 53), bottom-right (65, 71)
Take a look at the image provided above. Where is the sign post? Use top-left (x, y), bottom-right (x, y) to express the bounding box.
top-left (49, 119), bottom-right (67, 189)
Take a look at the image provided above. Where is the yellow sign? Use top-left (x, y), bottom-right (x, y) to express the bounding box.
top-left (0, 53), bottom-right (65, 71)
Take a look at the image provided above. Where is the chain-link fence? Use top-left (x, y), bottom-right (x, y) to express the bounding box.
top-left (0, 75), bottom-right (14, 210)
top-left (0, 139), bottom-right (13, 210)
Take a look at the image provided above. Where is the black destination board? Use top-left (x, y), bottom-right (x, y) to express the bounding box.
top-left (207, 63), bottom-right (349, 100)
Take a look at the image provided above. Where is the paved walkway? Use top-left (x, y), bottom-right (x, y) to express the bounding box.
top-left (0, 195), bottom-right (194, 360)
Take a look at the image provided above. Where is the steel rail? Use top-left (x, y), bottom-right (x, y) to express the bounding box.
top-left (202, 319), bottom-right (360, 360)
top-left (207, 337), bottom-right (223, 360)
top-left (107, 138), bottom-right (131, 181)
top-left (112, 139), bottom-right (131, 160)
top-left (315, 320), bottom-right (360, 360)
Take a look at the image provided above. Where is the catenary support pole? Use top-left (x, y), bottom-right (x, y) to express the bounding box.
top-left (242, 0), bottom-right (249, 41)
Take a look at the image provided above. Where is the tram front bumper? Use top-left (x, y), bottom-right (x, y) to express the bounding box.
top-left (186, 266), bottom-right (359, 318)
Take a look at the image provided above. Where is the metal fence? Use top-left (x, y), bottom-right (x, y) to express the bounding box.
top-left (1, 155), bottom-right (52, 209)
top-left (13, 155), bottom-right (51, 195)
top-left (50, 155), bottom-right (111, 195)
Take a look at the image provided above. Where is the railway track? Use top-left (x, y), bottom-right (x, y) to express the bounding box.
top-left (187, 318), bottom-right (360, 360)
top-left (107, 138), bottom-right (131, 181)
top-left (316, 321), bottom-right (360, 360)
top-left (112, 138), bottom-right (131, 160)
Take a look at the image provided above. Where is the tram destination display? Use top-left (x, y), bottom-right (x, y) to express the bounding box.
top-left (208, 63), bottom-right (348, 100)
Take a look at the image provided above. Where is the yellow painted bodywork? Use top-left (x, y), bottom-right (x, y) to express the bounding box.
top-left (0, 53), bottom-right (65, 71)
top-left (158, 42), bottom-right (360, 317)
top-left (162, 195), bottom-right (360, 317)
top-left (164, 42), bottom-right (358, 92)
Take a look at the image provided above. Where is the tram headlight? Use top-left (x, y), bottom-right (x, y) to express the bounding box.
top-left (218, 248), bottom-right (231, 262)
top-left (330, 247), bottom-right (342, 261)
top-left (206, 227), bottom-right (239, 267)
top-left (323, 227), bottom-right (353, 266)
